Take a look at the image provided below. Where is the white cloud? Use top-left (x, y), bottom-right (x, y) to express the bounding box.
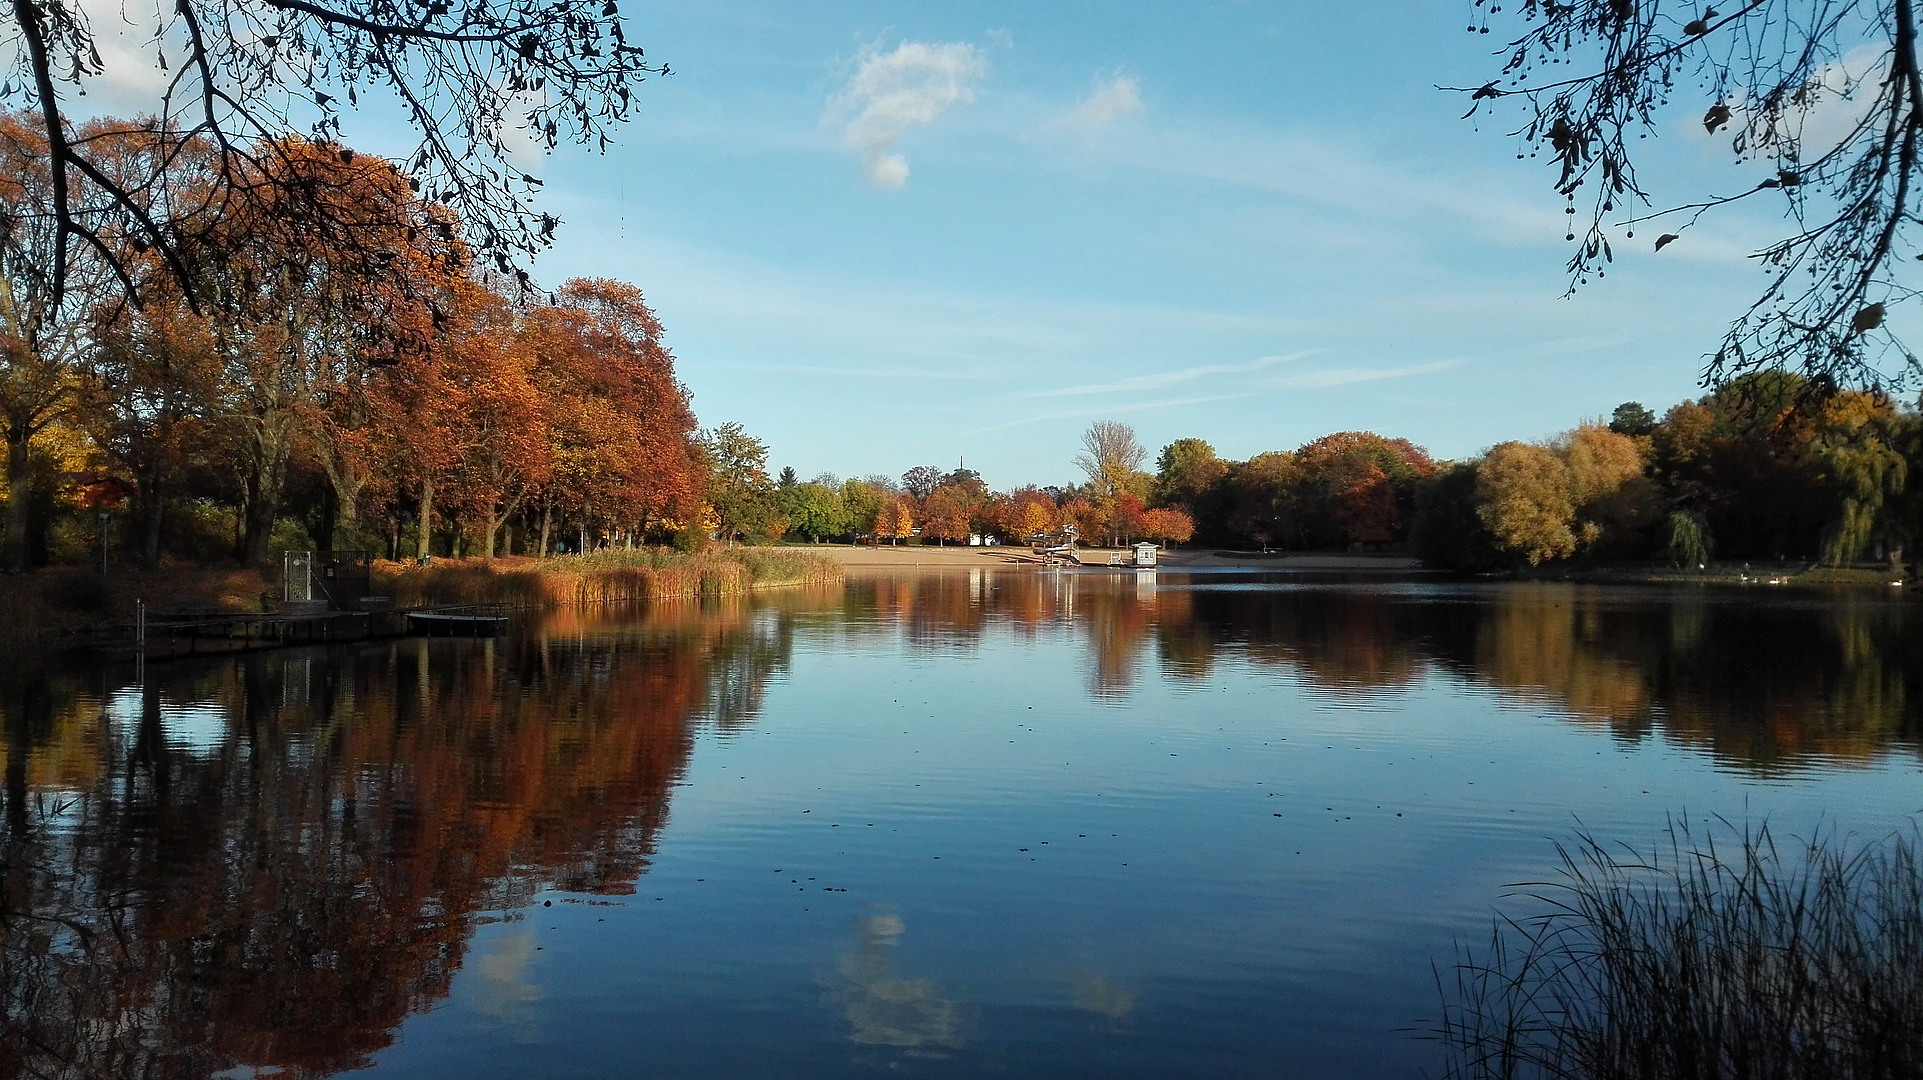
top-left (1025, 348), bottom-right (1323, 398)
top-left (1269, 361), bottom-right (1456, 389)
top-left (1067, 74), bottom-right (1143, 129)
top-left (826, 41), bottom-right (987, 187)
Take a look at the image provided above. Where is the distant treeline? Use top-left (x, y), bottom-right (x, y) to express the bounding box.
top-left (782, 373), bottom-right (1921, 569)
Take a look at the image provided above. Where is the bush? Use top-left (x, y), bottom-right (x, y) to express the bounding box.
top-left (1434, 816), bottom-right (1923, 1080)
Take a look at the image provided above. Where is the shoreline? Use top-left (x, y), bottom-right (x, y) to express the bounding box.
top-left (793, 544), bottom-right (1425, 572)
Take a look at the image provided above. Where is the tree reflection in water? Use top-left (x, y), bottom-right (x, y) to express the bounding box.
top-left (843, 572), bottom-right (1923, 770)
top-left (0, 596), bottom-right (800, 1079)
top-left (0, 574), bottom-right (1915, 1077)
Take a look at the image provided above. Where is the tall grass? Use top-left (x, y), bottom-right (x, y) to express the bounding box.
top-left (1434, 816), bottom-right (1923, 1080)
top-left (374, 548), bottom-right (841, 609)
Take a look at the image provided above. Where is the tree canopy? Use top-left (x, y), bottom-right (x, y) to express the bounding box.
top-left (0, 0), bottom-right (659, 308)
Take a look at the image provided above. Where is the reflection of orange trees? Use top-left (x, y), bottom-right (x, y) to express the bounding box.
top-left (0, 605), bottom-right (792, 1078)
top-left (1470, 586), bottom-right (1655, 731)
top-left (1182, 588), bottom-right (1422, 698)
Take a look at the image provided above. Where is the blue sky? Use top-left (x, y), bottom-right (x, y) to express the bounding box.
top-left (88, 0), bottom-right (1801, 490)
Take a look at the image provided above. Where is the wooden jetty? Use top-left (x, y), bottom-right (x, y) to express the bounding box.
top-left (89, 603), bottom-right (511, 662)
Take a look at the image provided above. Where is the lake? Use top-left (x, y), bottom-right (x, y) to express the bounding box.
top-left (2, 570), bottom-right (1918, 1078)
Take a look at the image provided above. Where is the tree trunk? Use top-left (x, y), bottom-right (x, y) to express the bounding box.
top-left (539, 502), bottom-right (552, 557)
top-left (140, 476), bottom-right (166, 569)
top-left (4, 429), bottom-right (30, 572)
top-left (416, 478), bottom-right (434, 560)
top-left (481, 508), bottom-right (498, 560)
top-left (314, 485), bottom-right (338, 554)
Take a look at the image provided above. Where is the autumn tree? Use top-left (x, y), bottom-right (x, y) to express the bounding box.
top-left (189, 137), bottom-right (460, 564)
top-left (78, 281), bottom-right (223, 565)
top-left (0, 114), bottom-right (136, 569)
top-left (1461, 0), bottom-right (1923, 390)
top-left (1558, 423), bottom-right (1659, 555)
top-left (1476, 441), bottom-right (1577, 566)
top-left (875, 494), bottom-right (914, 545)
top-left (920, 485), bottom-right (975, 545)
top-left (0, 0), bottom-right (659, 313)
top-left (1075, 421), bottom-right (1149, 513)
top-left (527, 280), bottom-right (702, 551)
top-left (434, 287), bottom-right (550, 559)
top-left (1140, 506), bottom-right (1195, 545)
top-left (1292, 432), bottom-right (1437, 548)
top-left (1221, 451), bottom-right (1303, 549)
top-left (1809, 391), bottom-right (1910, 565)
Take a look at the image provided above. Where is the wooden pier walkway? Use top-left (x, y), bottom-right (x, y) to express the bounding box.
top-left (90, 603), bottom-right (510, 662)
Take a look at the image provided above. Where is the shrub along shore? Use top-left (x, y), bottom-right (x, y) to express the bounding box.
top-left (0, 548), bottom-right (843, 648)
top-left (375, 549), bottom-right (842, 608)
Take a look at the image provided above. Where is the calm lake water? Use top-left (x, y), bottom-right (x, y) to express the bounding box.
top-left (3, 571), bottom-right (1920, 1078)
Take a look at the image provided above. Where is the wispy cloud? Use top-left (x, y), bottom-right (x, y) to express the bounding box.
top-left (826, 41), bottom-right (987, 187)
top-left (1066, 73), bottom-right (1143, 129)
top-left (704, 362), bottom-right (990, 381)
top-left (962, 394), bottom-right (1244, 435)
top-left (1269, 361), bottom-right (1456, 389)
top-left (1025, 348), bottom-right (1323, 397)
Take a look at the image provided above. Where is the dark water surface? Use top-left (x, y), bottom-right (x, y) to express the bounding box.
top-left (3, 572), bottom-right (1920, 1078)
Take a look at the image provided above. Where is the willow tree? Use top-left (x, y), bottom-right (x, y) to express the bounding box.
top-left (1460, 0), bottom-right (1923, 391)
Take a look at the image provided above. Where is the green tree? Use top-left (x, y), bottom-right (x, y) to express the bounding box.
top-left (1810, 392), bottom-right (1909, 566)
top-left (780, 482), bottom-right (848, 542)
top-left (1666, 510), bottom-right (1713, 569)
top-left (1476, 441), bottom-right (1577, 566)
top-left (901, 465), bottom-right (945, 501)
top-left (1222, 451), bottom-right (1301, 549)
top-left (1154, 438), bottom-right (1228, 511)
top-left (698, 422), bottom-right (782, 544)
top-left (840, 479), bottom-right (885, 538)
top-left (1609, 402), bottom-right (1657, 438)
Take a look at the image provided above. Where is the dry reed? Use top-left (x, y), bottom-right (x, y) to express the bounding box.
top-left (373, 548), bottom-right (842, 609)
top-left (1433, 815), bottom-right (1923, 1080)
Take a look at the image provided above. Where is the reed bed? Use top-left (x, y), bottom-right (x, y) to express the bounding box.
top-left (1433, 816), bottom-right (1923, 1080)
top-left (374, 548), bottom-right (842, 609)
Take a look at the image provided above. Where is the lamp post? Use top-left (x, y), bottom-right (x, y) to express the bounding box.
top-left (97, 509), bottom-right (111, 574)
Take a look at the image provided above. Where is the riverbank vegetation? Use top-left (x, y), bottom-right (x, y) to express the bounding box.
top-left (0, 113), bottom-right (722, 575)
top-left (744, 373), bottom-right (1920, 577)
top-left (376, 549), bottom-right (841, 609)
top-left (1435, 817), bottom-right (1923, 1080)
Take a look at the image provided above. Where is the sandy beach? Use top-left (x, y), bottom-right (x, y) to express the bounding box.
top-left (792, 543), bottom-right (1423, 572)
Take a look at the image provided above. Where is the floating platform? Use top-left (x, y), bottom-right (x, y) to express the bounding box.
top-left (406, 611), bottom-right (509, 637)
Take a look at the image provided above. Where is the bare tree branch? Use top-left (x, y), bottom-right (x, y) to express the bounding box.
top-left (1459, 0), bottom-right (1923, 393)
